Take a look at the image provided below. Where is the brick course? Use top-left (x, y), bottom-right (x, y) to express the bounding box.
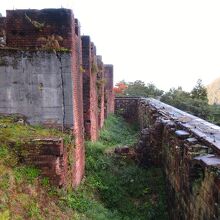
top-left (6, 9), bottom-right (73, 49)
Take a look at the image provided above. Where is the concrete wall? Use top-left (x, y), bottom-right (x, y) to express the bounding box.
top-left (0, 49), bottom-right (73, 129)
top-left (115, 97), bottom-right (220, 220)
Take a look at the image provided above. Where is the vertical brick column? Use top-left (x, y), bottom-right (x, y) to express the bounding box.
top-left (97, 55), bottom-right (105, 129)
top-left (81, 36), bottom-right (99, 141)
top-left (90, 43), bottom-right (99, 140)
top-left (71, 18), bottom-right (85, 187)
top-left (82, 36), bottom-right (91, 140)
top-left (104, 64), bottom-right (114, 118)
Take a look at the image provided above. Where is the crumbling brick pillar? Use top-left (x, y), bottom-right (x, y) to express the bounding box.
top-left (81, 36), bottom-right (99, 141)
top-left (6, 9), bottom-right (73, 49)
top-left (71, 18), bottom-right (85, 187)
top-left (97, 56), bottom-right (105, 129)
top-left (90, 43), bottom-right (99, 139)
top-left (104, 64), bottom-right (114, 118)
top-left (24, 138), bottom-right (67, 187)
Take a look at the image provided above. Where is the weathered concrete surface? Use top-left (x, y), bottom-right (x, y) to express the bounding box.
top-left (0, 50), bottom-right (73, 128)
top-left (115, 97), bottom-right (220, 220)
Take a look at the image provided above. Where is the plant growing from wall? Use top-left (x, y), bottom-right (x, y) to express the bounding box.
top-left (80, 65), bottom-right (85, 73)
top-left (91, 63), bottom-right (98, 74)
top-left (37, 35), bottom-right (63, 51)
top-left (96, 79), bottom-right (106, 90)
top-left (25, 13), bottom-right (45, 31)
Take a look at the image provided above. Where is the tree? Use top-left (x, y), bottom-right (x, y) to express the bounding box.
top-left (191, 79), bottom-right (208, 101)
top-left (161, 81), bottom-right (210, 120)
top-left (121, 80), bottom-right (163, 98)
top-left (113, 81), bottom-right (128, 96)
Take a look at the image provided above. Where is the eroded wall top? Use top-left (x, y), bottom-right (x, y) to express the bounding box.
top-left (6, 9), bottom-right (74, 49)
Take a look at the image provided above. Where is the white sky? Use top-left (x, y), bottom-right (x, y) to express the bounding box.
top-left (1, 0), bottom-right (220, 91)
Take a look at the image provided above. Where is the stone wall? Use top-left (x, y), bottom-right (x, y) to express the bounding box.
top-left (115, 97), bottom-right (220, 220)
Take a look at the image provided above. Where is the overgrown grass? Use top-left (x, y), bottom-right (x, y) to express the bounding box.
top-left (0, 115), bottom-right (73, 145)
top-left (0, 116), bottom-right (74, 219)
top-left (0, 143), bottom-right (74, 219)
top-left (63, 114), bottom-right (168, 220)
top-left (0, 114), bottom-right (168, 219)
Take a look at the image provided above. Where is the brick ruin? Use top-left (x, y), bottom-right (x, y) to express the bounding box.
top-left (2, 7), bottom-right (220, 220)
top-left (115, 97), bottom-right (220, 220)
top-left (0, 9), bottom-right (114, 187)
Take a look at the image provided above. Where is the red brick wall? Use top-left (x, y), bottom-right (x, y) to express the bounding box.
top-left (6, 9), bottom-right (73, 49)
top-left (90, 43), bottom-right (99, 140)
top-left (104, 64), bottom-right (114, 118)
top-left (71, 18), bottom-right (85, 187)
top-left (81, 36), bottom-right (99, 141)
top-left (97, 56), bottom-right (105, 129)
top-left (23, 138), bottom-right (67, 187)
top-left (82, 36), bottom-right (91, 140)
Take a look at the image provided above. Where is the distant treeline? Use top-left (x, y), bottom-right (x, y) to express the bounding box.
top-left (114, 79), bottom-right (220, 126)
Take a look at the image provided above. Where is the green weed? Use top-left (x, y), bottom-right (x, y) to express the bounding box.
top-left (63, 115), bottom-right (168, 220)
top-left (27, 201), bottom-right (43, 220)
top-left (14, 166), bottom-right (39, 184)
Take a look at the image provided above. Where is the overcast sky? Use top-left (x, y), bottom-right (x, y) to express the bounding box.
top-left (1, 0), bottom-right (220, 91)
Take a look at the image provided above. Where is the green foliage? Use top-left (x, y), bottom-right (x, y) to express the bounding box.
top-left (100, 114), bottom-right (138, 146)
top-left (0, 116), bottom-right (73, 146)
top-left (161, 82), bottom-right (210, 120)
top-left (208, 104), bottom-right (220, 126)
top-left (121, 80), bottom-right (163, 98)
top-left (0, 145), bottom-right (9, 158)
top-left (41, 177), bottom-right (50, 187)
top-left (63, 115), bottom-right (168, 220)
top-left (27, 202), bottom-right (43, 220)
top-left (191, 79), bottom-right (208, 101)
top-left (0, 210), bottom-right (10, 220)
top-left (14, 166), bottom-right (40, 184)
